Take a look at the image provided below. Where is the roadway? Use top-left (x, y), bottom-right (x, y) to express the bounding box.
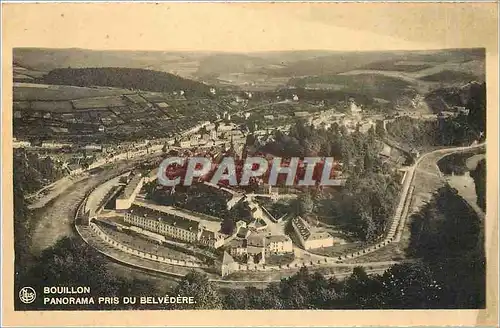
top-left (29, 154), bottom-right (163, 255)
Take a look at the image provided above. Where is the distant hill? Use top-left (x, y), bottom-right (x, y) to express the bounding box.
top-left (419, 70), bottom-right (479, 83)
top-left (41, 67), bottom-right (211, 95)
top-left (288, 73), bottom-right (414, 101)
top-left (13, 48), bottom-right (208, 77)
top-left (424, 82), bottom-right (486, 117)
top-left (194, 54), bottom-right (272, 78)
top-left (14, 47), bottom-right (485, 92)
top-left (266, 48), bottom-right (485, 78)
top-left (263, 51), bottom-right (408, 77)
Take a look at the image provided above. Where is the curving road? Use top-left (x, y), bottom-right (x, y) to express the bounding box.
top-left (29, 155), bottom-right (163, 255)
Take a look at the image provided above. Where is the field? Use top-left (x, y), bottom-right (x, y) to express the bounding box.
top-left (419, 70), bottom-right (480, 83)
top-left (29, 101), bottom-right (74, 112)
top-left (363, 61), bottom-right (433, 72)
top-left (344, 243), bottom-right (405, 264)
top-left (13, 80), bottom-right (232, 142)
top-left (307, 242), bottom-right (367, 258)
top-left (14, 83), bottom-right (131, 101)
top-left (286, 49), bottom-right (485, 106)
top-left (72, 96), bottom-right (128, 109)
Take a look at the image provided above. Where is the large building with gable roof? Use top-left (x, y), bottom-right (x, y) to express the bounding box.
top-left (291, 216), bottom-right (335, 249)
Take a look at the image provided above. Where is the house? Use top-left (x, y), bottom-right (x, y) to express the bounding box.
top-left (199, 229), bottom-right (225, 249)
top-left (247, 232), bottom-right (266, 249)
top-left (237, 227), bottom-right (251, 239)
top-left (84, 144), bottom-right (103, 152)
top-left (124, 205), bottom-right (199, 243)
top-left (247, 219), bottom-right (267, 231)
top-left (67, 163), bottom-right (83, 176)
top-left (266, 235), bottom-right (293, 254)
top-left (235, 220), bottom-right (247, 231)
top-left (221, 251), bottom-right (238, 277)
top-left (125, 201), bottom-right (225, 247)
top-left (179, 139), bottom-right (191, 148)
top-left (115, 174), bottom-right (144, 210)
top-left (227, 238), bottom-right (247, 257)
top-left (291, 216), bottom-right (335, 250)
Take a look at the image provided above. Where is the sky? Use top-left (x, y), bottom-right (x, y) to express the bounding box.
top-left (3, 3), bottom-right (498, 53)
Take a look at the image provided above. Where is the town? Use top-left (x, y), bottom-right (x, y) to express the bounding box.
top-left (12, 46), bottom-right (487, 311)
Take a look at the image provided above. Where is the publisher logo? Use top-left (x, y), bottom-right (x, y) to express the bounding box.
top-left (19, 287), bottom-right (36, 304)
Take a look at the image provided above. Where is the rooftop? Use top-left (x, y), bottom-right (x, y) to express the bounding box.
top-left (237, 227), bottom-right (249, 238)
top-left (119, 173), bottom-right (143, 199)
top-left (134, 200), bottom-right (221, 232)
top-left (266, 235), bottom-right (291, 243)
top-left (247, 246), bottom-right (264, 254)
top-left (200, 229), bottom-right (219, 241)
top-left (308, 229), bottom-right (333, 241)
top-left (247, 232), bottom-right (266, 247)
top-left (222, 251), bottom-right (235, 265)
top-left (128, 204), bottom-right (200, 232)
top-left (292, 216), bottom-right (311, 241)
top-left (228, 238), bottom-right (247, 248)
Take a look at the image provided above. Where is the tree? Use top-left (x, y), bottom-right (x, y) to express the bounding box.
top-left (375, 120), bottom-right (386, 137)
top-left (224, 289), bottom-right (249, 309)
top-left (297, 193), bottom-right (314, 216)
top-left (342, 267), bottom-right (383, 308)
top-left (221, 217), bottom-right (236, 235)
top-left (308, 272), bottom-right (338, 309)
top-left (174, 271), bottom-right (223, 309)
top-left (16, 237), bottom-right (128, 310)
top-left (363, 152), bottom-right (374, 172)
top-left (470, 158), bottom-right (486, 211)
top-left (379, 262), bottom-right (442, 309)
top-left (43, 67), bottom-right (211, 95)
top-left (466, 82), bottom-right (486, 136)
top-left (258, 283), bottom-right (284, 309)
top-left (279, 267), bottom-right (312, 309)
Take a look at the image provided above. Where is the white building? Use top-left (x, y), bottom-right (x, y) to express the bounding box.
top-left (115, 174), bottom-right (144, 210)
top-left (124, 202), bottom-right (225, 248)
top-left (266, 235), bottom-right (293, 254)
top-left (291, 216), bottom-right (335, 250)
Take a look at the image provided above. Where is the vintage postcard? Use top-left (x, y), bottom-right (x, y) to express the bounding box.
top-left (1, 2), bottom-right (498, 327)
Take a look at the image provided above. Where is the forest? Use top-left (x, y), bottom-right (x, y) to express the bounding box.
top-left (260, 121), bottom-right (400, 242)
top-left (470, 158), bottom-right (486, 212)
top-left (13, 149), bottom-right (67, 194)
top-left (41, 67), bottom-right (212, 96)
top-left (387, 82), bottom-right (486, 148)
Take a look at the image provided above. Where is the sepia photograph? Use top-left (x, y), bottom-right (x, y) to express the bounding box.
top-left (2, 2), bottom-right (498, 327)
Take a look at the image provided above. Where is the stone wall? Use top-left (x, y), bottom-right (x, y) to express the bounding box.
top-left (90, 223), bottom-right (209, 269)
